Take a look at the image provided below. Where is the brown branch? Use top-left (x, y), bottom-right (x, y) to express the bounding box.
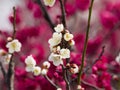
top-left (81, 80), bottom-right (104, 90)
top-left (62, 65), bottom-right (70, 90)
top-left (44, 75), bottom-right (59, 89)
top-left (12, 7), bottom-right (16, 39)
top-left (77, 0), bottom-right (94, 85)
top-left (6, 54), bottom-right (14, 90)
top-left (6, 7), bottom-right (16, 90)
top-left (59, 0), bottom-right (66, 28)
top-left (83, 46), bottom-right (105, 73)
top-left (36, 0), bottom-right (55, 32)
top-left (0, 61), bottom-right (6, 78)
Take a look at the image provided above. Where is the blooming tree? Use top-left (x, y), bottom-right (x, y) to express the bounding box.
top-left (0, 0), bottom-right (120, 90)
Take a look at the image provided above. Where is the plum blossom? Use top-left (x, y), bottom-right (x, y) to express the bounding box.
top-left (6, 39), bottom-right (22, 53)
top-left (48, 32), bottom-right (62, 47)
top-left (49, 53), bottom-right (63, 66)
top-left (64, 33), bottom-right (73, 41)
top-left (54, 24), bottom-right (64, 33)
top-left (116, 53), bottom-right (120, 64)
top-left (43, 0), bottom-right (56, 7)
top-left (33, 66), bottom-right (41, 76)
top-left (60, 48), bottom-right (70, 59)
top-left (25, 55), bottom-right (36, 72)
top-left (43, 61), bottom-right (51, 69)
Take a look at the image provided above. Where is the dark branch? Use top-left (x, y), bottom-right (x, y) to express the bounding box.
top-left (44, 75), bottom-right (59, 89)
top-left (36, 0), bottom-right (55, 32)
top-left (59, 0), bottom-right (66, 28)
top-left (77, 0), bottom-right (94, 85)
top-left (0, 61), bottom-right (6, 78)
top-left (81, 80), bottom-right (104, 90)
top-left (83, 46), bottom-right (105, 73)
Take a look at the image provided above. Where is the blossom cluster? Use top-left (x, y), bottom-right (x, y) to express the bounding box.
top-left (48, 24), bottom-right (75, 66)
top-left (25, 55), bottom-right (50, 76)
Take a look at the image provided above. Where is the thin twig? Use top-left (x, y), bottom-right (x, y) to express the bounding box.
top-left (81, 80), bottom-right (104, 90)
top-left (59, 0), bottom-right (66, 28)
top-left (77, 0), bottom-right (94, 85)
top-left (62, 65), bottom-right (70, 90)
top-left (0, 61), bottom-right (6, 78)
top-left (12, 7), bottom-right (16, 39)
top-left (44, 75), bottom-right (59, 89)
top-left (36, 0), bottom-right (55, 32)
top-left (6, 7), bottom-right (16, 90)
top-left (83, 46), bottom-right (105, 73)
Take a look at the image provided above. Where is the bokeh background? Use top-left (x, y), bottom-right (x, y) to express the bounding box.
top-left (0, 0), bottom-right (120, 90)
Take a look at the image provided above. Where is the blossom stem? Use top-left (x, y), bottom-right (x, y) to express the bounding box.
top-left (12, 7), bottom-right (16, 39)
top-left (0, 61), bottom-right (6, 78)
top-left (36, 0), bottom-right (55, 32)
top-left (62, 65), bottom-right (70, 90)
top-left (6, 7), bottom-right (16, 90)
top-left (44, 75), bottom-right (59, 89)
top-left (59, 0), bottom-right (66, 28)
top-left (77, 0), bottom-right (94, 85)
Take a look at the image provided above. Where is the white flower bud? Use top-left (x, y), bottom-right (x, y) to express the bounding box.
top-left (49, 53), bottom-right (63, 66)
top-left (25, 55), bottom-right (36, 72)
top-left (6, 39), bottom-right (22, 53)
top-left (4, 54), bottom-right (12, 64)
top-left (54, 24), bottom-right (64, 33)
top-left (33, 66), bottom-right (41, 76)
top-left (7, 37), bottom-right (13, 42)
top-left (0, 49), bottom-right (6, 56)
top-left (77, 85), bottom-right (84, 90)
top-left (69, 40), bottom-right (75, 46)
top-left (64, 33), bottom-right (73, 41)
top-left (57, 88), bottom-right (62, 90)
top-left (41, 69), bottom-right (48, 75)
top-left (116, 53), bottom-right (120, 64)
top-left (43, 61), bottom-right (51, 69)
top-left (60, 48), bottom-right (70, 59)
top-left (43, 0), bottom-right (56, 7)
top-left (70, 64), bottom-right (79, 74)
top-left (48, 32), bottom-right (62, 47)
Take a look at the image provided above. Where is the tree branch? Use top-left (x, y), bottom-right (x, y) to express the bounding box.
top-left (0, 61), bottom-right (6, 78)
top-left (44, 75), bottom-right (59, 89)
top-left (77, 0), bottom-right (94, 85)
top-left (59, 0), bottom-right (66, 28)
top-left (36, 0), bottom-right (55, 32)
top-left (81, 80), bottom-right (104, 90)
top-left (83, 46), bottom-right (105, 73)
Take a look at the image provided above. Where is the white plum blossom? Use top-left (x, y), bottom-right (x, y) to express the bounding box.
top-left (6, 39), bottom-right (22, 53)
top-left (54, 24), bottom-right (64, 33)
top-left (41, 69), bottom-right (48, 75)
top-left (48, 32), bottom-right (62, 47)
top-left (116, 53), bottom-right (120, 64)
top-left (43, 61), bottom-right (51, 68)
top-left (64, 33), bottom-right (73, 41)
top-left (25, 55), bottom-right (36, 72)
top-left (33, 66), bottom-right (41, 76)
top-left (49, 53), bottom-right (63, 66)
top-left (43, 0), bottom-right (56, 7)
top-left (60, 48), bottom-right (70, 59)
